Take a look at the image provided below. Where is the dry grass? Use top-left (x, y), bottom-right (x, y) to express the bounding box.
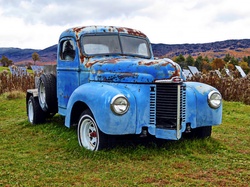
top-left (1, 68), bottom-right (250, 104)
top-left (188, 71), bottom-right (250, 105)
top-left (0, 70), bottom-right (35, 94)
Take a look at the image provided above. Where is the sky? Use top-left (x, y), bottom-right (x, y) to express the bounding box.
top-left (0, 0), bottom-right (250, 49)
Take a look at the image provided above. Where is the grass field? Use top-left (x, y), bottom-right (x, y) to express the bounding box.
top-left (0, 66), bottom-right (34, 75)
top-left (0, 93), bottom-right (249, 186)
top-left (0, 66), bottom-right (8, 72)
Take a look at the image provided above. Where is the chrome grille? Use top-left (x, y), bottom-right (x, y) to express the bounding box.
top-left (155, 83), bottom-right (186, 129)
top-left (149, 86), bottom-right (156, 125)
top-left (181, 85), bottom-right (186, 123)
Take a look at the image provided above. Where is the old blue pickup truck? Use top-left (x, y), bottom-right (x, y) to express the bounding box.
top-left (26, 26), bottom-right (222, 151)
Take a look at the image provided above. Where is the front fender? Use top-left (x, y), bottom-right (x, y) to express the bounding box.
top-left (184, 82), bottom-right (222, 129)
top-left (65, 82), bottom-right (137, 134)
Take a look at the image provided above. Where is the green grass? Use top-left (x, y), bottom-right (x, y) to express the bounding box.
top-left (0, 66), bottom-right (9, 72)
top-left (0, 93), bottom-right (249, 186)
top-left (0, 66), bottom-right (33, 74)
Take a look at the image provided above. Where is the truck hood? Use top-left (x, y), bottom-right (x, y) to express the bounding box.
top-left (87, 58), bottom-right (184, 83)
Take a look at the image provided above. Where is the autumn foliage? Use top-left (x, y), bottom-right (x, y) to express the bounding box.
top-left (210, 58), bottom-right (225, 70)
top-left (174, 54), bottom-right (250, 74)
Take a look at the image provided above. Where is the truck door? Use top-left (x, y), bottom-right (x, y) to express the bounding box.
top-left (57, 38), bottom-right (80, 114)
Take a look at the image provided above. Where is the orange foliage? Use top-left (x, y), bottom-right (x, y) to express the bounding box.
top-left (227, 64), bottom-right (235, 71)
top-left (211, 58), bottom-right (226, 70)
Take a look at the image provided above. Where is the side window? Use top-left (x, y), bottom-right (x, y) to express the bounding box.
top-left (60, 39), bottom-right (76, 61)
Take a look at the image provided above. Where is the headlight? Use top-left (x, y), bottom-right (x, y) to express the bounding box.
top-left (208, 91), bottom-right (222, 109)
top-left (110, 94), bottom-right (129, 115)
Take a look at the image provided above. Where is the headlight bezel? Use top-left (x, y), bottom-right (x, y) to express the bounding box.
top-left (208, 90), bottom-right (222, 109)
top-left (110, 94), bottom-right (129, 115)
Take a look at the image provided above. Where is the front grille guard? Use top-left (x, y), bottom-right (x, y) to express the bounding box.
top-left (150, 83), bottom-right (186, 138)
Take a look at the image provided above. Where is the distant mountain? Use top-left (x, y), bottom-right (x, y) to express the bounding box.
top-left (1, 39), bottom-right (250, 65)
top-left (37, 44), bottom-right (57, 63)
top-left (152, 39), bottom-right (250, 59)
top-left (0, 45), bottom-right (57, 65)
top-left (0, 48), bottom-right (37, 62)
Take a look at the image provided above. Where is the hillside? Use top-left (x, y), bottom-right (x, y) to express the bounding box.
top-left (152, 39), bottom-right (250, 59)
top-left (1, 39), bottom-right (250, 64)
top-left (0, 45), bottom-right (57, 65)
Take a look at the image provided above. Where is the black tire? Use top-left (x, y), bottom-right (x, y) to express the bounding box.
top-left (38, 73), bottom-right (57, 113)
top-left (184, 126), bottom-right (212, 139)
top-left (195, 126), bottom-right (212, 139)
top-left (27, 96), bottom-right (46, 124)
top-left (77, 109), bottom-right (108, 151)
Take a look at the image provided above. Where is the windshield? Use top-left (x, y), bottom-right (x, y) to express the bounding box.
top-left (81, 35), bottom-right (151, 58)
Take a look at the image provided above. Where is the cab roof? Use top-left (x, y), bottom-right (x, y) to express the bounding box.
top-left (59, 25), bottom-right (148, 40)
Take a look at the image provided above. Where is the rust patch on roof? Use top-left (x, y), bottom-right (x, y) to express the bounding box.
top-left (73, 26), bottom-right (86, 34)
top-left (117, 27), bottom-right (147, 38)
top-left (73, 26), bottom-right (87, 40)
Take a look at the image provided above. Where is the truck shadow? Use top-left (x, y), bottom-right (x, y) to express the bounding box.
top-left (42, 115), bottom-right (224, 154)
top-left (106, 134), bottom-right (223, 153)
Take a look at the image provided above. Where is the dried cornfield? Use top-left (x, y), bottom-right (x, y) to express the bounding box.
top-left (0, 69), bottom-right (249, 105)
top-left (0, 70), bottom-right (35, 95)
top-left (188, 71), bottom-right (250, 105)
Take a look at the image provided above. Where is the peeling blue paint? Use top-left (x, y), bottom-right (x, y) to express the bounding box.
top-left (87, 58), bottom-right (183, 83)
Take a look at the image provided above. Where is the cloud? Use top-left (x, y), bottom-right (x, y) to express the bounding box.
top-left (214, 12), bottom-right (244, 23)
top-left (0, 0), bottom-right (153, 26)
top-left (0, 0), bottom-right (250, 49)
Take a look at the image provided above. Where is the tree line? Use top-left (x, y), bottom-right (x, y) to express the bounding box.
top-left (173, 54), bottom-right (250, 74)
top-left (1, 51), bottom-right (250, 74)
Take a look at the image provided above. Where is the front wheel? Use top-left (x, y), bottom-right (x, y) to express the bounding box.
top-left (77, 109), bottom-right (108, 151)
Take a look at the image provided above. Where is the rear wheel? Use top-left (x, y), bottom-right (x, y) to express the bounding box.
top-left (27, 96), bottom-right (46, 124)
top-left (77, 109), bottom-right (108, 151)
